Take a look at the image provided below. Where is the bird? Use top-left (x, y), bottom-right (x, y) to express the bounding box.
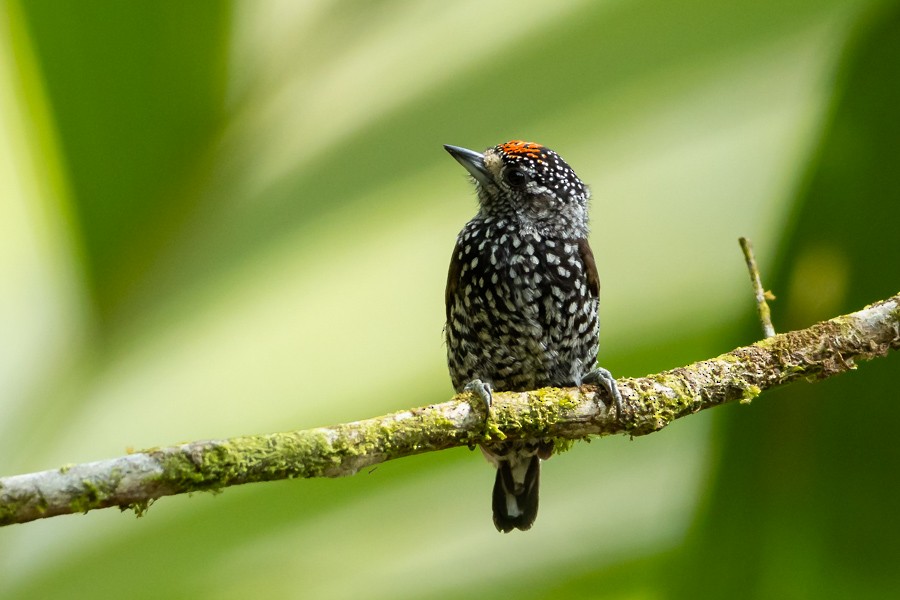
top-left (443, 140), bottom-right (622, 533)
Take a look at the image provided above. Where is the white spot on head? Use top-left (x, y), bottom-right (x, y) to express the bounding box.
top-left (484, 150), bottom-right (503, 176)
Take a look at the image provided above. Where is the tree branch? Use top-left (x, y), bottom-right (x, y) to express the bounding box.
top-left (738, 237), bottom-right (776, 338)
top-left (2, 293), bottom-right (898, 527)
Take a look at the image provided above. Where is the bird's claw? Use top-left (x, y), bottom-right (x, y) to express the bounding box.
top-left (464, 379), bottom-right (493, 413)
top-left (583, 367), bottom-right (624, 418)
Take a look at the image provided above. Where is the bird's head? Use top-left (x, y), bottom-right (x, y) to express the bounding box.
top-left (444, 140), bottom-right (590, 234)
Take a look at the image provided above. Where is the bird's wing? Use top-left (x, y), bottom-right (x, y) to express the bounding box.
top-left (577, 238), bottom-right (601, 298)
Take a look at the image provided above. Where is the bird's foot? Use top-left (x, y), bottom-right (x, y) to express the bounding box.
top-left (464, 379), bottom-right (493, 412)
top-left (583, 367), bottom-right (624, 418)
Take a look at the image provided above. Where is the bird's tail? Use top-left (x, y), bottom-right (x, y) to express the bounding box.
top-left (492, 453), bottom-right (542, 532)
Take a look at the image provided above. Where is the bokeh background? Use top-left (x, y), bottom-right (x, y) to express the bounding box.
top-left (1, 1), bottom-right (899, 598)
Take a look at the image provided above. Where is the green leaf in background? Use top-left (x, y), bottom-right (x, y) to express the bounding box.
top-left (17, 0), bottom-right (232, 322)
top-left (671, 3), bottom-right (900, 598)
top-left (0, 0), bottom-right (896, 598)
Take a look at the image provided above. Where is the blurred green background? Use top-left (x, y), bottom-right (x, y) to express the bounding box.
top-left (1, 0), bottom-right (898, 598)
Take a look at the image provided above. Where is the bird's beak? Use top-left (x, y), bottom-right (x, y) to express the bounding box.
top-left (444, 144), bottom-right (492, 187)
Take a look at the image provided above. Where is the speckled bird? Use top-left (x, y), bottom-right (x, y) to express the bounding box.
top-left (444, 140), bottom-right (621, 533)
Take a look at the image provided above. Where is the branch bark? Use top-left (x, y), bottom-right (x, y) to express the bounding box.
top-left (2, 293), bottom-right (898, 527)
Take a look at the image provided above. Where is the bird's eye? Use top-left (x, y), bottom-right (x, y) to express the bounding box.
top-left (504, 169), bottom-right (528, 188)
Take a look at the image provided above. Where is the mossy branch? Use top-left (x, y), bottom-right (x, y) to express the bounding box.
top-left (1, 293), bottom-right (898, 527)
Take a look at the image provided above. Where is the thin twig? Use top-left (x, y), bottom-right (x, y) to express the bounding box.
top-left (1, 293), bottom-right (899, 527)
top-left (739, 237), bottom-right (776, 338)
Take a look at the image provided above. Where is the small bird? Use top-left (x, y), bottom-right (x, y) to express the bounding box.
top-left (443, 140), bottom-right (622, 533)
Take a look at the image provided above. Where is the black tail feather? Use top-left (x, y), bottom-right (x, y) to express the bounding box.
top-left (492, 455), bottom-right (540, 532)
